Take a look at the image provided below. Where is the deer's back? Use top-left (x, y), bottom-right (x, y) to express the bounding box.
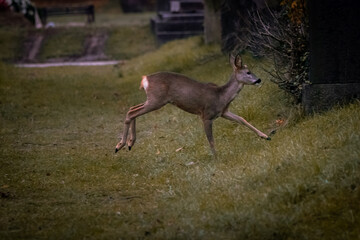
top-left (146, 72), bottom-right (220, 115)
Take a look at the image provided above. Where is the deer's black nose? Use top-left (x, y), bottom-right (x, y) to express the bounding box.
top-left (255, 79), bottom-right (261, 84)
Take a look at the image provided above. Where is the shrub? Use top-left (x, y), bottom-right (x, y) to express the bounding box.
top-left (230, 0), bottom-right (309, 103)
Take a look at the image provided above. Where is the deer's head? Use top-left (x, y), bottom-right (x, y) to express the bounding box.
top-left (230, 54), bottom-right (261, 85)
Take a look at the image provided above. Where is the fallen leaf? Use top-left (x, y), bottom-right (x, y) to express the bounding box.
top-left (276, 119), bottom-right (285, 126)
top-left (175, 147), bottom-right (183, 152)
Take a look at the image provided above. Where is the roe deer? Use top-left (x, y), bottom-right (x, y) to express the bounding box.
top-left (115, 54), bottom-right (270, 155)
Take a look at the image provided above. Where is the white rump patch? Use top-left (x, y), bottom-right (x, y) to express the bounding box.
top-left (140, 75), bottom-right (149, 91)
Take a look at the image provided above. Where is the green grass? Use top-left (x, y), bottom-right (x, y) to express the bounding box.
top-left (45, 12), bottom-right (156, 28)
top-left (94, 12), bottom-right (156, 27)
top-left (105, 25), bottom-right (156, 60)
top-left (37, 23), bottom-right (157, 62)
top-left (0, 27), bottom-right (26, 62)
top-left (1, 37), bottom-right (360, 239)
top-left (38, 28), bottom-right (88, 60)
top-left (45, 0), bottom-right (155, 27)
top-left (0, 11), bottom-right (157, 63)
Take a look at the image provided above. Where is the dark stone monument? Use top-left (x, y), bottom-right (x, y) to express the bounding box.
top-left (120, 0), bottom-right (155, 12)
top-left (151, 0), bottom-right (204, 44)
top-left (156, 0), bottom-right (170, 11)
top-left (303, 0), bottom-right (360, 113)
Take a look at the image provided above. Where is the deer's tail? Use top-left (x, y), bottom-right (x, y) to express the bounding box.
top-left (139, 75), bottom-right (149, 91)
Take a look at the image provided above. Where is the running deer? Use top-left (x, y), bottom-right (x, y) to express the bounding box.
top-left (115, 54), bottom-right (271, 155)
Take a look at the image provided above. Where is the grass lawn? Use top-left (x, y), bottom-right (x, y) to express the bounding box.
top-left (35, 24), bottom-right (156, 62)
top-left (37, 28), bottom-right (88, 60)
top-left (105, 25), bottom-right (156, 60)
top-left (1, 35), bottom-right (360, 239)
top-left (0, 9), bottom-right (157, 63)
top-left (0, 27), bottom-right (26, 63)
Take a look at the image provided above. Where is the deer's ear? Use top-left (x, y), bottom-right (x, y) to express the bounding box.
top-left (235, 54), bottom-right (242, 69)
top-left (230, 53), bottom-right (242, 70)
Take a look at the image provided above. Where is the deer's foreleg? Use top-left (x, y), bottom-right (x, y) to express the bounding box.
top-left (222, 111), bottom-right (271, 140)
top-left (203, 119), bottom-right (216, 155)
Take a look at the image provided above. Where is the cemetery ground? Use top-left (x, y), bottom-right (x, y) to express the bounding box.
top-left (0, 10), bottom-right (156, 64)
top-left (1, 12), bottom-right (360, 240)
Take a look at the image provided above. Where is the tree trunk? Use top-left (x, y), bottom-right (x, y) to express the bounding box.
top-left (204, 3), bottom-right (221, 44)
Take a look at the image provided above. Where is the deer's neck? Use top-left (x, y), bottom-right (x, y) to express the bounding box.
top-left (220, 75), bottom-right (244, 105)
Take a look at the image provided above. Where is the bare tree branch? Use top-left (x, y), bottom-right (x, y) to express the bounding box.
top-left (230, 3), bottom-right (309, 102)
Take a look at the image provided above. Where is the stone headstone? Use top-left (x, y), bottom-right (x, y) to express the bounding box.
top-left (151, 0), bottom-right (204, 44)
top-left (303, 0), bottom-right (360, 113)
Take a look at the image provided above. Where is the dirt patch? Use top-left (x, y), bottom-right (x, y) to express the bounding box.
top-left (78, 32), bottom-right (108, 61)
top-left (21, 32), bottom-right (44, 62)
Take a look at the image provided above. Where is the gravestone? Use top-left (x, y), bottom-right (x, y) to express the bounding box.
top-left (156, 0), bottom-right (170, 11)
top-left (151, 0), bottom-right (204, 44)
top-left (303, 0), bottom-right (360, 113)
top-left (120, 0), bottom-right (155, 12)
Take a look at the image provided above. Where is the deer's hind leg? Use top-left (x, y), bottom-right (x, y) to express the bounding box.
top-left (115, 100), bottom-right (167, 153)
top-left (126, 103), bottom-right (145, 150)
top-left (130, 103), bottom-right (145, 110)
top-left (127, 119), bottom-right (136, 150)
top-left (115, 103), bottom-right (145, 152)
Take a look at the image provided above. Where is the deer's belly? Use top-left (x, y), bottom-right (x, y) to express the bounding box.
top-left (170, 101), bottom-right (201, 115)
